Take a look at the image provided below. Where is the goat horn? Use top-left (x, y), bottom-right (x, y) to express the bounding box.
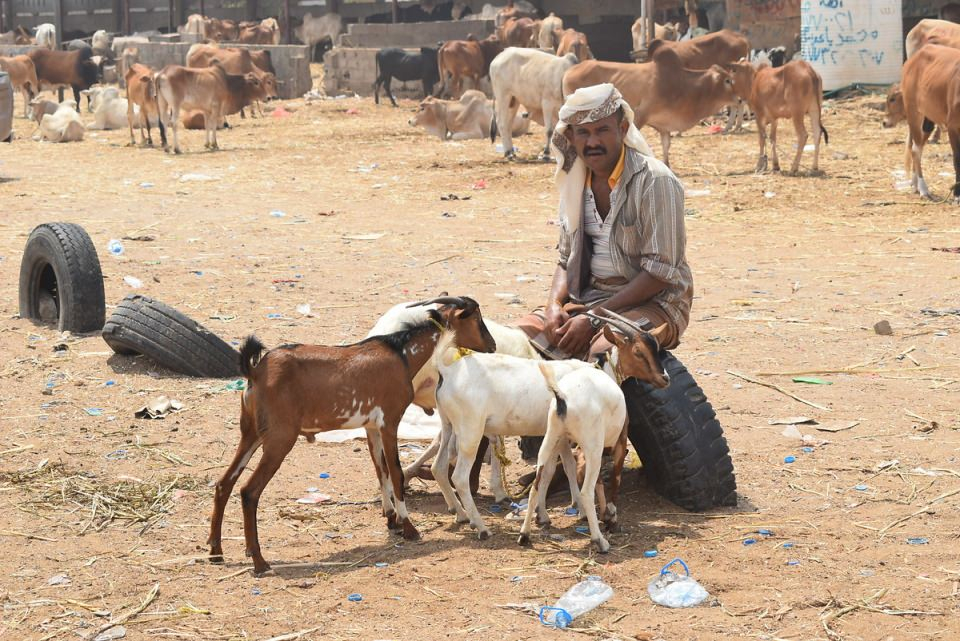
top-left (406, 296), bottom-right (465, 309)
top-left (583, 311), bottom-right (637, 338)
top-left (596, 308), bottom-right (644, 337)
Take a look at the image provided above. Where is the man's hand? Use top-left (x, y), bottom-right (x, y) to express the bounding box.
top-left (543, 303), bottom-right (569, 345)
top-left (557, 314), bottom-right (594, 356)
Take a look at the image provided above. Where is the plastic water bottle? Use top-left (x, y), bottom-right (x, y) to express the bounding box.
top-left (647, 559), bottom-right (709, 608)
top-left (107, 239), bottom-right (124, 257)
top-left (539, 575), bottom-right (613, 629)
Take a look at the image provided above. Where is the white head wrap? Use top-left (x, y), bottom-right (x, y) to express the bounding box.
top-left (550, 83), bottom-right (654, 235)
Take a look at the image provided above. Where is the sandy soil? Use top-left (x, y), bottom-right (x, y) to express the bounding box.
top-left (0, 72), bottom-right (958, 641)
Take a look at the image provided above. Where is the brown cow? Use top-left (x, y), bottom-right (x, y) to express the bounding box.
top-left (156, 63), bottom-right (271, 153)
top-left (238, 18), bottom-right (280, 45)
top-left (905, 19), bottom-right (960, 58)
top-left (884, 45), bottom-right (960, 201)
top-left (437, 35), bottom-right (503, 98)
top-left (27, 47), bottom-right (99, 111)
top-left (124, 63), bottom-right (165, 147)
top-left (556, 29), bottom-right (592, 61)
top-left (0, 55), bottom-right (39, 117)
top-left (648, 29), bottom-right (750, 131)
top-left (562, 49), bottom-right (739, 167)
top-left (726, 59), bottom-right (827, 175)
top-left (186, 44), bottom-right (278, 116)
top-left (501, 17), bottom-right (538, 48)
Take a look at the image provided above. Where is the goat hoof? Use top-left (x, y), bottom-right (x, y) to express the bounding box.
top-left (536, 517), bottom-right (551, 529)
top-left (605, 520), bottom-right (621, 534)
top-left (402, 525), bottom-right (421, 541)
top-left (478, 529), bottom-right (491, 541)
top-left (253, 566), bottom-right (275, 577)
top-left (455, 513), bottom-right (470, 524)
top-left (517, 533), bottom-right (531, 546)
top-left (208, 550), bottom-right (224, 564)
top-left (593, 539), bottom-right (611, 554)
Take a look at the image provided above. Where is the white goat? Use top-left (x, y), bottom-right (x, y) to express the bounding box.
top-left (366, 300), bottom-right (540, 501)
top-left (432, 310), bottom-right (671, 545)
top-left (518, 363), bottom-right (627, 553)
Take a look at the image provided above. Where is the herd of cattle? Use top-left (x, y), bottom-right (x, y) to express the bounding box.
top-left (4, 7), bottom-right (960, 199)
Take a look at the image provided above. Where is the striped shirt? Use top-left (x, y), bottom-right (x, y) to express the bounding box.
top-left (557, 147), bottom-right (693, 335)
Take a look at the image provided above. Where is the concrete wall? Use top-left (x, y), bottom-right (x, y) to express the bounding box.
top-left (323, 45), bottom-right (450, 100)
top-left (337, 18), bottom-right (494, 48)
top-left (112, 39), bottom-right (312, 98)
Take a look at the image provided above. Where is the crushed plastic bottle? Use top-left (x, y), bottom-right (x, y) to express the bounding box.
top-left (539, 575), bottom-right (613, 629)
top-left (647, 558), bottom-right (710, 608)
top-left (107, 239), bottom-right (124, 257)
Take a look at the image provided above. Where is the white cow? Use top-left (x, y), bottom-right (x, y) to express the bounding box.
top-left (294, 12), bottom-right (342, 51)
top-left (35, 23), bottom-right (56, 49)
top-left (38, 101), bottom-right (86, 142)
top-left (91, 29), bottom-right (111, 54)
top-left (538, 12), bottom-right (563, 51)
top-left (81, 86), bottom-right (137, 130)
top-left (490, 47), bottom-right (577, 160)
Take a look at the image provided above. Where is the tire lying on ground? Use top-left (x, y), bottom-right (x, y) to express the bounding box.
top-left (18, 222), bottom-right (106, 333)
top-left (623, 352), bottom-right (737, 511)
top-left (102, 294), bottom-right (242, 378)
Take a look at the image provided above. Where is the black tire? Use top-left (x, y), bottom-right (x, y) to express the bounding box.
top-left (102, 294), bottom-right (241, 378)
top-left (624, 352), bottom-right (737, 511)
top-left (18, 222), bottom-right (105, 333)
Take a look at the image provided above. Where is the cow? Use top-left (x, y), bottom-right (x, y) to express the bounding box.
top-left (125, 63), bottom-right (165, 147)
top-left (501, 17), bottom-right (538, 47)
top-left (118, 46), bottom-right (139, 88)
top-left (0, 55), bottom-right (39, 118)
top-left (538, 12), bottom-right (562, 50)
top-left (490, 47), bottom-right (578, 159)
top-left (35, 23), bottom-right (55, 49)
top-left (751, 46), bottom-right (786, 69)
top-left (294, 12), bottom-right (342, 61)
top-left (373, 46), bottom-right (439, 107)
top-left (562, 50), bottom-right (740, 167)
top-left (91, 29), bottom-right (111, 55)
top-left (883, 45), bottom-right (960, 201)
top-left (631, 19), bottom-right (680, 54)
top-left (0, 26), bottom-right (33, 45)
top-left (239, 18), bottom-right (280, 45)
top-left (38, 100), bottom-right (85, 142)
top-left (28, 97), bottom-right (59, 122)
top-left (186, 44), bottom-right (279, 116)
top-left (905, 19), bottom-right (960, 58)
top-left (409, 90), bottom-right (530, 140)
top-left (27, 47), bottom-right (98, 111)
top-left (437, 35), bottom-right (503, 99)
top-left (556, 29), bottom-right (592, 60)
top-left (81, 85), bottom-right (133, 130)
top-left (156, 63), bottom-right (271, 153)
top-left (725, 59), bottom-right (827, 175)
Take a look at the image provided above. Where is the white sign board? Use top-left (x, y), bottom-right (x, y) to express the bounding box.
top-left (800, 0), bottom-right (903, 91)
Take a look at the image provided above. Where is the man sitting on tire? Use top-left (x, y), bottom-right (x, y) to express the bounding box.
top-left (515, 82), bottom-right (692, 360)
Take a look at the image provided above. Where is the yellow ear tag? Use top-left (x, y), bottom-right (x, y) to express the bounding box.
top-left (452, 347), bottom-right (474, 362)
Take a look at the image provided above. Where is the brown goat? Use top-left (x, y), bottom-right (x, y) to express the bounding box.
top-left (209, 296), bottom-right (497, 575)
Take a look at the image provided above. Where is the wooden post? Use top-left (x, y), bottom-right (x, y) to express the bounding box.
top-left (53, 0), bottom-right (63, 47)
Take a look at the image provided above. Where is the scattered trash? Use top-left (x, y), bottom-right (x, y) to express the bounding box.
top-left (874, 320), bottom-right (893, 335)
top-left (374, 562), bottom-right (389, 568)
top-left (763, 191), bottom-right (776, 198)
top-left (251, 587), bottom-right (262, 596)
top-left (345, 107), bottom-right (359, 115)
top-left (347, 593), bottom-right (363, 602)
top-left (906, 537), bottom-right (929, 545)
top-left (107, 239), bottom-right (124, 257)
top-left (801, 446), bottom-right (815, 453)
top-left (93, 625), bottom-right (126, 641)
top-left (757, 529), bottom-right (774, 537)
top-left (574, 525), bottom-right (589, 535)
top-left (564, 507), bottom-right (579, 516)
top-left (784, 455), bottom-right (796, 464)
top-left (84, 407), bottom-right (104, 416)
top-left (770, 416), bottom-right (815, 425)
top-left (875, 459), bottom-right (899, 472)
top-left (343, 233), bottom-right (385, 241)
top-left (178, 173), bottom-right (218, 183)
top-left (648, 559), bottom-right (709, 608)
top-left (266, 313), bottom-right (283, 319)
top-left (269, 210), bottom-right (286, 218)
top-left (686, 188), bottom-right (711, 197)
top-left (644, 550), bottom-right (658, 558)
top-left (781, 424), bottom-right (804, 440)
top-left (104, 449), bottom-right (128, 460)
top-left (707, 123), bottom-right (724, 134)
top-left (319, 472), bottom-right (330, 479)
top-left (540, 575), bottom-right (613, 628)
top-left (355, 163), bottom-right (378, 173)
top-left (792, 376), bottom-right (832, 385)
top-left (932, 246), bottom-right (960, 253)
top-left (489, 504), bottom-right (502, 513)
top-left (624, 450), bottom-right (642, 469)
top-left (134, 395), bottom-right (183, 420)
top-left (296, 303), bottom-right (311, 316)
top-left (48, 574), bottom-right (71, 586)
top-left (440, 193), bottom-right (470, 201)
top-left (786, 560), bottom-right (801, 566)
top-left (471, 179), bottom-right (487, 190)
top-left (440, 212), bottom-right (456, 218)
top-left (123, 275), bottom-right (143, 289)
top-left (854, 484), bottom-right (869, 491)
top-left (224, 379), bottom-right (245, 391)
top-left (782, 542), bottom-right (795, 549)
top-left (104, 380), bottom-right (115, 386)
top-left (139, 182), bottom-right (153, 189)
top-left (921, 307), bottom-right (960, 318)
top-left (271, 106), bottom-right (292, 118)
top-left (743, 538), bottom-right (758, 546)
top-left (296, 493), bottom-right (333, 504)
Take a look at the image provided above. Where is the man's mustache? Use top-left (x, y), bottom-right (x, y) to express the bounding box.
top-left (584, 146), bottom-right (607, 156)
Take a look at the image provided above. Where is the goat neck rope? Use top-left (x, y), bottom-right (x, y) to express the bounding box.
top-left (494, 436), bottom-right (530, 501)
top-left (429, 317), bottom-right (444, 332)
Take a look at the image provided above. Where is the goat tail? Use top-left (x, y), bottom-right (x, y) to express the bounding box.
top-left (433, 329), bottom-right (458, 371)
top-left (239, 335), bottom-right (266, 379)
top-left (820, 123), bottom-right (829, 145)
top-left (537, 362), bottom-right (567, 419)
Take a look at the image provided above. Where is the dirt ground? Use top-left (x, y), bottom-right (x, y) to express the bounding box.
top-left (0, 70), bottom-right (958, 641)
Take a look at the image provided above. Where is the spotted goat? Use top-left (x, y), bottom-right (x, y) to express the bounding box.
top-left (208, 296), bottom-right (497, 575)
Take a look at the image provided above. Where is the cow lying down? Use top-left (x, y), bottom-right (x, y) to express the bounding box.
top-left (409, 90), bottom-right (531, 141)
top-left (37, 100), bottom-right (86, 142)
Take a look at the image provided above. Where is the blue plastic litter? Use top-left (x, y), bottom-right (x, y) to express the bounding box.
top-left (319, 472), bottom-right (331, 479)
top-left (907, 537), bottom-right (929, 545)
top-left (105, 449), bottom-right (127, 460)
top-left (782, 542), bottom-right (795, 549)
top-left (565, 507), bottom-right (579, 516)
top-left (539, 606), bottom-right (572, 629)
top-left (801, 446), bottom-right (814, 453)
top-left (743, 538), bottom-right (757, 546)
top-left (374, 562), bottom-right (388, 568)
top-left (854, 484), bottom-right (869, 491)
top-left (104, 380), bottom-right (116, 387)
top-left (644, 550), bottom-right (658, 558)
top-left (347, 593), bottom-right (362, 602)
top-left (575, 526), bottom-right (589, 535)
top-left (757, 529), bottom-right (774, 537)
top-left (251, 587), bottom-right (261, 596)
top-left (107, 239), bottom-right (124, 256)
top-left (786, 560), bottom-right (800, 566)
top-left (266, 313), bottom-right (282, 319)
top-left (489, 504), bottom-right (502, 513)
top-left (784, 455), bottom-right (796, 464)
